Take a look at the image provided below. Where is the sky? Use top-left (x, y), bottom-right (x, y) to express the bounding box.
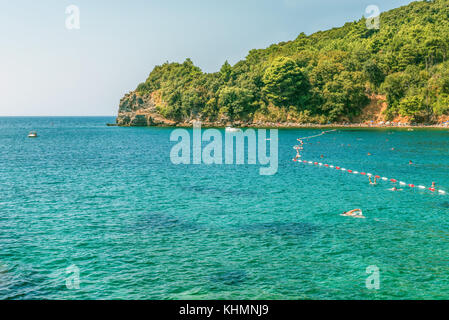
top-left (0, 0), bottom-right (415, 116)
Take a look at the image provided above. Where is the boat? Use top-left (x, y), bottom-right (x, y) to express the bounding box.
top-left (225, 126), bottom-right (241, 132)
top-left (28, 132), bottom-right (38, 138)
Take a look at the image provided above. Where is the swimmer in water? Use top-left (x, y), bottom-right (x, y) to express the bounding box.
top-left (341, 209), bottom-right (365, 218)
top-left (389, 186), bottom-right (403, 191)
top-left (294, 152), bottom-right (301, 160)
top-left (409, 160), bottom-right (413, 165)
top-left (432, 182), bottom-right (436, 188)
top-left (369, 176), bottom-right (377, 185)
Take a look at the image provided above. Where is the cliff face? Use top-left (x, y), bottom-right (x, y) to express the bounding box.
top-left (116, 91), bottom-right (176, 127)
top-left (116, 90), bottom-right (232, 127)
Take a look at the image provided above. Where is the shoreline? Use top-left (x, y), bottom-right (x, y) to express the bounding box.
top-left (115, 122), bottom-right (449, 130)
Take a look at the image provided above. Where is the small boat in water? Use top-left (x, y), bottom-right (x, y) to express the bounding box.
top-left (225, 126), bottom-right (241, 132)
top-left (28, 131), bottom-right (38, 138)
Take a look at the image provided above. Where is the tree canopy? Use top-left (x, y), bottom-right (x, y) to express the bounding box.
top-left (132, 0), bottom-right (449, 124)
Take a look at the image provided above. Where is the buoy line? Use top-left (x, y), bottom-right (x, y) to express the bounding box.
top-left (292, 130), bottom-right (446, 196)
top-left (293, 129), bottom-right (337, 159)
top-left (292, 158), bottom-right (446, 195)
top-left (296, 129), bottom-right (337, 141)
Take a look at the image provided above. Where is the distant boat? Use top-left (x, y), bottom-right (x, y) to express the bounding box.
top-left (28, 132), bottom-right (38, 138)
top-left (225, 126), bottom-right (241, 132)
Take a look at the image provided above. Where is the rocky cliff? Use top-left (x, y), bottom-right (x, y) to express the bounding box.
top-left (116, 91), bottom-right (176, 127)
top-left (116, 90), bottom-right (235, 127)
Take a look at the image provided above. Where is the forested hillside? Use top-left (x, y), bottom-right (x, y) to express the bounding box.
top-left (120, 0), bottom-right (449, 125)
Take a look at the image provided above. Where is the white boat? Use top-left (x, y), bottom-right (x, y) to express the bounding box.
top-left (28, 132), bottom-right (38, 138)
top-left (225, 126), bottom-right (241, 132)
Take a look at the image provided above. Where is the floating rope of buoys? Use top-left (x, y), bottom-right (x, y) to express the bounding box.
top-left (292, 130), bottom-right (445, 196)
top-left (294, 158), bottom-right (447, 196)
top-left (296, 129), bottom-right (337, 141)
top-left (293, 130), bottom-right (336, 162)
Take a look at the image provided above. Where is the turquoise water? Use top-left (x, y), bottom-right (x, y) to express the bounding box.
top-left (0, 117), bottom-right (448, 300)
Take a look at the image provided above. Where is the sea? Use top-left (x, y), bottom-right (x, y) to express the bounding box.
top-left (0, 116), bottom-right (448, 299)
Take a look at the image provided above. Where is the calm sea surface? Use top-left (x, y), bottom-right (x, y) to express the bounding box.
top-left (0, 117), bottom-right (448, 299)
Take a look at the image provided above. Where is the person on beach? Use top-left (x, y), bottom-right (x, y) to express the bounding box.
top-left (369, 176), bottom-right (377, 185)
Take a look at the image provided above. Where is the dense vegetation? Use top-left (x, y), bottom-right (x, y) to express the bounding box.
top-left (134, 0), bottom-right (449, 124)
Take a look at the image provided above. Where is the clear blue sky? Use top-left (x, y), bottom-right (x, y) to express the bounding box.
top-left (0, 0), bottom-right (415, 116)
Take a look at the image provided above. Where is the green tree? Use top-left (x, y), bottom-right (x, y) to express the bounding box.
top-left (262, 57), bottom-right (310, 108)
top-left (363, 60), bottom-right (385, 89)
top-left (381, 72), bottom-right (409, 111)
top-left (218, 87), bottom-right (254, 120)
top-left (220, 60), bottom-right (232, 83)
top-left (320, 71), bottom-right (368, 120)
top-left (398, 95), bottom-right (425, 121)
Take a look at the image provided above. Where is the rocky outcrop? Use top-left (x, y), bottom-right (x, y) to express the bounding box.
top-left (116, 90), bottom-right (234, 127)
top-left (116, 91), bottom-right (449, 128)
top-left (116, 91), bottom-right (177, 127)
